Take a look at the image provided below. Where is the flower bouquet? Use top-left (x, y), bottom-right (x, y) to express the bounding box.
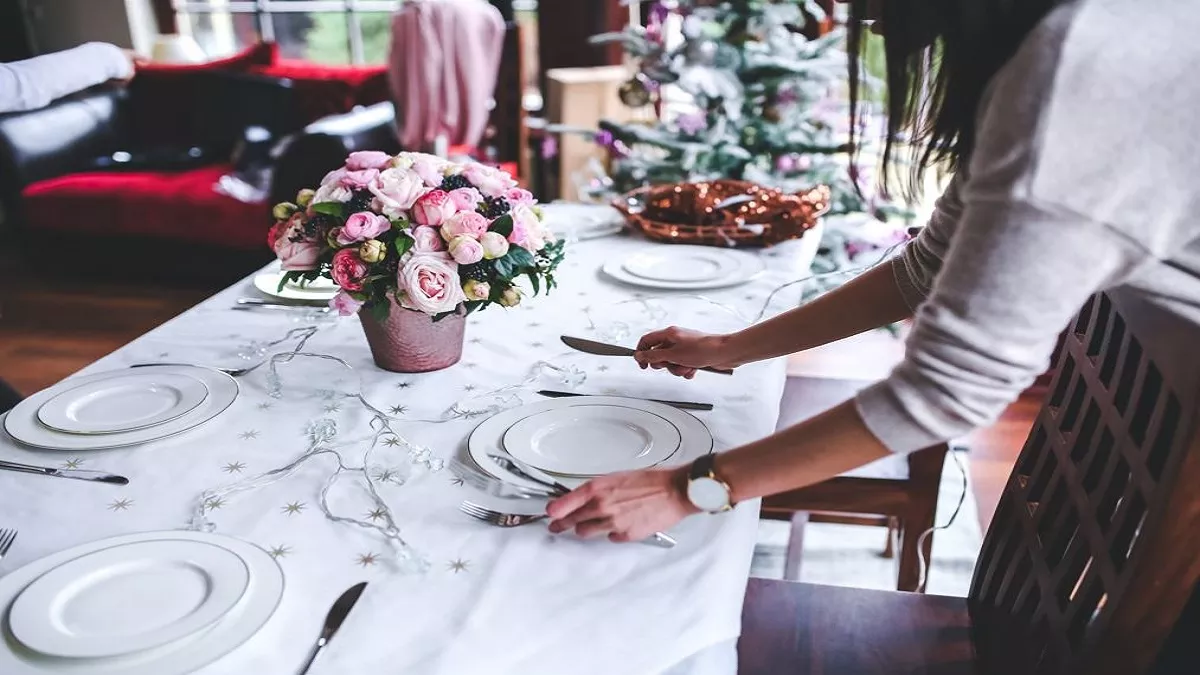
top-left (268, 151), bottom-right (565, 372)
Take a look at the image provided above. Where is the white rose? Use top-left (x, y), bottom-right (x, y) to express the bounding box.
top-left (369, 167), bottom-right (428, 218)
top-left (398, 253), bottom-right (467, 314)
top-left (313, 182), bottom-right (352, 204)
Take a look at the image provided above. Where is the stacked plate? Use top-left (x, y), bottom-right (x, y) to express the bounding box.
top-left (3, 366), bottom-right (239, 451)
top-left (602, 245), bottom-right (765, 290)
top-left (465, 396), bottom-right (713, 497)
top-left (0, 531), bottom-right (284, 674)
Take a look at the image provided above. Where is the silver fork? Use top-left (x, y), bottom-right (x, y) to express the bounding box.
top-left (0, 529), bottom-right (17, 560)
top-left (130, 360), bottom-right (268, 378)
top-left (460, 501), bottom-right (547, 527)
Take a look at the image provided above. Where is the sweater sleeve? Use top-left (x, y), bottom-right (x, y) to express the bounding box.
top-left (0, 43), bottom-right (132, 114)
top-left (891, 173), bottom-right (966, 311)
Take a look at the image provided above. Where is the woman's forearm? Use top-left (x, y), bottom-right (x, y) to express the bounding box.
top-left (721, 260), bottom-right (913, 366)
top-left (711, 400), bottom-right (890, 502)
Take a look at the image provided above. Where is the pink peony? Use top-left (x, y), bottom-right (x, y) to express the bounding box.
top-left (369, 167), bottom-right (428, 218)
top-left (448, 235), bottom-right (484, 265)
top-left (441, 211), bottom-right (490, 240)
top-left (337, 211), bottom-right (390, 245)
top-left (411, 190), bottom-right (456, 227)
top-left (447, 187), bottom-right (483, 212)
top-left (266, 220), bottom-right (288, 250)
top-left (331, 249), bottom-right (369, 291)
top-left (273, 219), bottom-right (321, 271)
top-left (329, 291), bottom-right (364, 316)
top-left (410, 226), bottom-right (447, 254)
top-left (480, 231), bottom-right (509, 259)
top-left (463, 163), bottom-right (517, 198)
top-left (345, 151), bottom-right (392, 171)
top-left (410, 153), bottom-right (450, 187)
top-left (399, 254), bottom-right (466, 314)
top-left (340, 168), bottom-right (380, 190)
top-left (503, 187), bottom-right (536, 208)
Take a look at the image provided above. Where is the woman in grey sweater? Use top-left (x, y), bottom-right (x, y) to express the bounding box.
top-left (546, 0), bottom-right (1200, 538)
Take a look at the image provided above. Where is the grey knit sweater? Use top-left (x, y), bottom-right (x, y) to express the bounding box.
top-left (854, 0), bottom-right (1200, 453)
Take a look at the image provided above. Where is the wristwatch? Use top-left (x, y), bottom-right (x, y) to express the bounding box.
top-left (686, 454), bottom-right (734, 513)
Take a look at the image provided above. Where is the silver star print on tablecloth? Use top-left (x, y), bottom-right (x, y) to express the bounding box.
top-left (357, 552), bottom-right (379, 567)
top-left (256, 402), bottom-right (274, 411)
top-left (394, 381), bottom-right (412, 389)
top-left (447, 558), bottom-right (470, 573)
top-left (382, 437), bottom-right (402, 447)
top-left (204, 496), bottom-right (227, 510)
top-left (366, 508), bottom-right (387, 522)
top-left (268, 545), bottom-right (292, 559)
top-left (282, 501), bottom-right (306, 516)
top-left (388, 405), bottom-right (407, 415)
top-left (63, 458), bottom-right (84, 469)
top-left (323, 404), bottom-right (342, 414)
top-left (222, 462), bottom-right (246, 474)
top-left (239, 430), bottom-right (260, 440)
top-left (450, 477), bottom-right (465, 487)
top-left (371, 467), bottom-right (403, 484)
top-left (108, 498), bottom-right (133, 511)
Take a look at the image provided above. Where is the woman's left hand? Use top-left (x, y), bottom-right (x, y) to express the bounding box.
top-left (546, 467), bottom-right (699, 542)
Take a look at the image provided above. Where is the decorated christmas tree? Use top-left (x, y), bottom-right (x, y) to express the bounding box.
top-left (557, 0), bottom-right (914, 296)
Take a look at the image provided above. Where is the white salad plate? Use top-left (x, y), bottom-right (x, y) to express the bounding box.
top-left (36, 373), bottom-right (209, 435)
top-left (8, 539), bottom-right (250, 659)
top-left (601, 246), bottom-right (764, 290)
top-left (253, 271), bottom-right (338, 301)
top-left (3, 366), bottom-right (239, 451)
top-left (502, 404), bottom-right (682, 477)
top-left (467, 396), bottom-right (713, 492)
top-left (0, 530), bottom-right (284, 675)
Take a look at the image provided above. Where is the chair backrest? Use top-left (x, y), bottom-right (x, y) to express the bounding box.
top-left (968, 290), bottom-right (1200, 674)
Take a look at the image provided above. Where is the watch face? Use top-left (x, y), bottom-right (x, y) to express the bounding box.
top-left (688, 476), bottom-right (731, 512)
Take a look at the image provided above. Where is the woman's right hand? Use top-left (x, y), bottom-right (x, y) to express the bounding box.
top-left (634, 327), bottom-right (740, 379)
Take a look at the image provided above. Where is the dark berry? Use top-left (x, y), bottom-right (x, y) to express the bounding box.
top-left (440, 174), bottom-right (473, 192)
top-left (479, 196), bottom-right (511, 219)
top-left (461, 261), bottom-right (493, 282)
top-left (346, 190), bottom-right (374, 213)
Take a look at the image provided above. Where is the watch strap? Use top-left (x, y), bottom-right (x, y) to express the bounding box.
top-left (689, 453), bottom-right (717, 481)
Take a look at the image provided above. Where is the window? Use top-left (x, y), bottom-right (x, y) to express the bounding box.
top-left (172, 1), bottom-right (402, 65)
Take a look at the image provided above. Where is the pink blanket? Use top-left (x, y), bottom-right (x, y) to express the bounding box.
top-left (388, 0), bottom-right (506, 152)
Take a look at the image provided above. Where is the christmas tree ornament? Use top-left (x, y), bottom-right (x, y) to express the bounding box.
top-left (619, 76), bottom-right (654, 107)
top-left (763, 104), bottom-right (783, 123)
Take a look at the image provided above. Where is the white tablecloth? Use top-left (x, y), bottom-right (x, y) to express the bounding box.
top-left (0, 231), bottom-right (815, 674)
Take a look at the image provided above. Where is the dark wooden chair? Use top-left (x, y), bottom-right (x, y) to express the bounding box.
top-left (739, 290), bottom-right (1200, 674)
top-left (761, 377), bottom-right (949, 592)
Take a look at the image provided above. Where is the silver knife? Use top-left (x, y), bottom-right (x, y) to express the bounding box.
top-left (537, 390), bottom-right (713, 411)
top-left (560, 336), bottom-right (734, 375)
top-left (297, 581), bottom-right (368, 675)
top-left (0, 460), bottom-right (128, 485)
top-left (237, 297), bottom-right (328, 308)
top-left (488, 454), bottom-right (677, 549)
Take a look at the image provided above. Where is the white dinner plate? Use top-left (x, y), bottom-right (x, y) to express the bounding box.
top-left (502, 404), bottom-right (682, 476)
top-left (468, 396), bottom-right (713, 491)
top-left (621, 249), bottom-right (740, 283)
top-left (0, 531), bottom-right (284, 675)
top-left (253, 272), bottom-right (338, 301)
top-left (3, 366), bottom-right (238, 451)
top-left (601, 246), bottom-right (765, 290)
top-left (9, 539), bottom-right (250, 659)
top-left (36, 373), bottom-right (209, 435)
top-left (539, 203), bottom-right (625, 241)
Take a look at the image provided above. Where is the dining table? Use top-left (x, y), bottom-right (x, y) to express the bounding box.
top-left (0, 218), bottom-right (822, 675)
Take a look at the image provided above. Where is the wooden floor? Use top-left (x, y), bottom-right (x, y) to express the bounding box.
top-left (0, 271), bottom-right (1035, 533)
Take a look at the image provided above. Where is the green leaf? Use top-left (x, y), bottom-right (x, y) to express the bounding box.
top-left (526, 270), bottom-right (540, 296)
top-left (390, 215), bottom-right (410, 230)
top-left (277, 271), bottom-right (304, 292)
top-left (493, 256), bottom-right (514, 278)
top-left (463, 300), bottom-right (486, 316)
top-left (368, 300), bottom-right (390, 323)
top-left (490, 214), bottom-right (514, 237)
top-left (312, 201), bottom-right (346, 219)
top-left (393, 235), bottom-right (414, 258)
top-left (503, 246), bottom-right (535, 269)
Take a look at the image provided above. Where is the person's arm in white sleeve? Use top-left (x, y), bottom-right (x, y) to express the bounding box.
top-left (0, 42), bottom-right (134, 114)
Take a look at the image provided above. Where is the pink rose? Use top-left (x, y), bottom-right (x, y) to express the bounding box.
top-left (504, 187), bottom-right (536, 208)
top-left (345, 151), bottom-right (392, 171)
top-left (266, 220), bottom-right (288, 250)
top-left (337, 212), bottom-right (390, 245)
top-left (507, 204), bottom-right (544, 250)
top-left (448, 235), bottom-right (484, 265)
top-left (410, 153), bottom-right (450, 187)
top-left (480, 231), bottom-right (509, 259)
top-left (369, 167), bottom-right (428, 218)
top-left (313, 182), bottom-right (352, 204)
top-left (411, 190), bottom-right (456, 227)
top-left (329, 291), bottom-right (364, 317)
top-left (320, 167), bottom-right (347, 186)
top-left (410, 226), bottom-right (447, 254)
top-left (273, 220), bottom-right (321, 271)
top-left (447, 187), bottom-right (483, 212)
top-left (441, 211), bottom-right (490, 240)
top-left (398, 254), bottom-right (466, 314)
top-left (340, 168), bottom-right (380, 190)
top-left (463, 163), bottom-right (517, 198)
top-left (331, 249), bottom-right (369, 291)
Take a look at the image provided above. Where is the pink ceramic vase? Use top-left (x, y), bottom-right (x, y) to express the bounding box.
top-left (359, 299), bottom-right (466, 373)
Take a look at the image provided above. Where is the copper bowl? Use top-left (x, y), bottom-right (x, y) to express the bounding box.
top-left (612, 180), bottom-right (831, 248)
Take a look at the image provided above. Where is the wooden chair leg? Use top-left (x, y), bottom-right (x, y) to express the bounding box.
top-left (896, 512), bottom-right (937, 592)
top-left (882, 517), bottom-right (898, 559)
top-left (783, 512), bottom-right (809, 582)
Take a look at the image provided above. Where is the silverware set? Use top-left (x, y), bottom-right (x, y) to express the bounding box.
top-left (233, 298), bottom-right (331, 313)
top-left (459, 502), bottom-right (547, 528)
top-left (0, 528), bottom-right (16, 561)
top-left (0, 460), bottom-right (128, 485)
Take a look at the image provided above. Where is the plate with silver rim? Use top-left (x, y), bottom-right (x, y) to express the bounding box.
top-left (467, 396), bottom-right (713, 491)
top-left (502, 404), bottom-right (682, 477)
top-left (253, 271), bottom-right (338, 301)
top-left (3, 366), bottom-right (238, 451)
top-left (601, 246), bottom-right (765, 290)
top-left (8, 539), bottom-right (250, 659)
top-left (36, 372), bottom-right (210, 435)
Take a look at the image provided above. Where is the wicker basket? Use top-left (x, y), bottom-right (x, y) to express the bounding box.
top-left (612, 180), bottom-right (831, 248)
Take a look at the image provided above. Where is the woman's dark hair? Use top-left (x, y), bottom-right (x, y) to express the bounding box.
top-left (847, 0), bottom-right (1063, 201)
